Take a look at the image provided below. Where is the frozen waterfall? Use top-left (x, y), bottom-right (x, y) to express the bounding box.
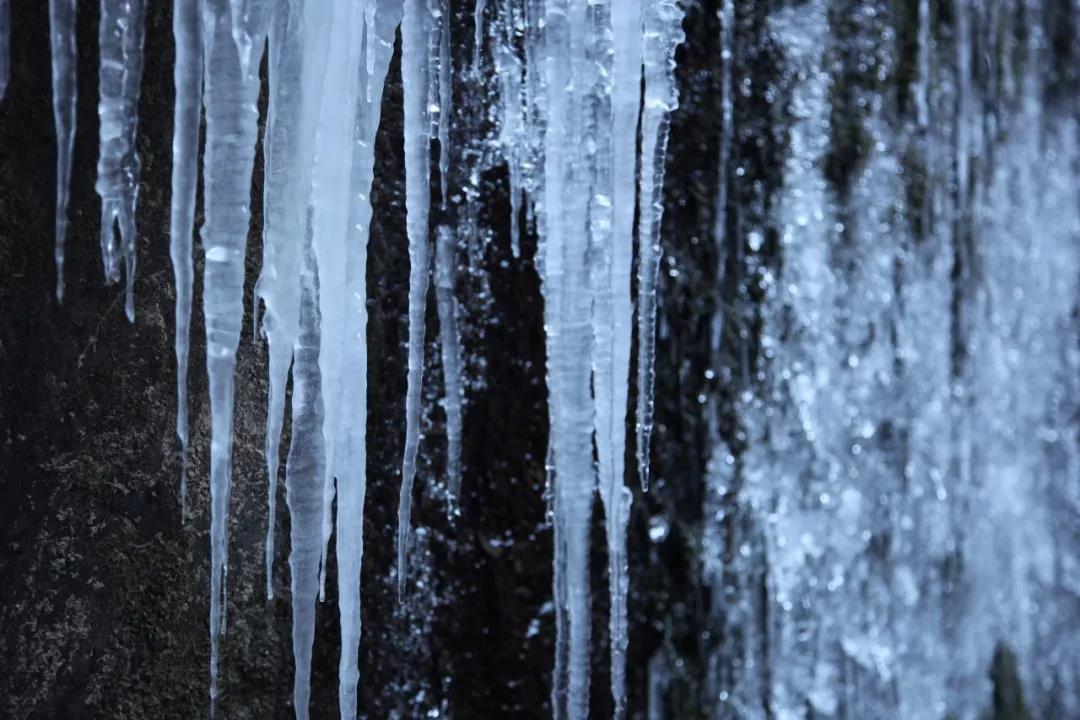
top-left (1, 0), bottom-right (1078, 718)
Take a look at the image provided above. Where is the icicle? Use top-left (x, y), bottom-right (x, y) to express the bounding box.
top-left (397, 0), bottom-right (434, 602)
top-left (711, 0), bottom-right (733, 352)
top-left (49, 0), bottom-right (78, 303)
top-left (257, 0), bottom-right (328, 601)
top-left (438, 2), bottom-right (452, 207)
top-left (285, 237), bottom-right (325, 720)
top-left (313, 0), bottom-right (364, 602)
top-left (316, 1), bottom-right (403, 715)
top-left (200, 0), bottom-right (268, 711)
top-left (551, 485), bottom-right (570, 719)
top-left (435, 226), bottom-right (464, 510)
top-left (542, 0), bottom-right (595, 715)
top-left (915, 0), bottom-right (930, 130)
top-left (0, 0), bottom-right (8, 101)
top-left (96, 0), bottom-right (147, 321)
top-left (580, 0), bottom-right (638, 715)
top-left (634, 0), bottom-right (684, 491)
top-left (604, 3), bottom-right (642, 711)
top-left (169, 0), bottom-right (202, 518)
top-left (473, 0), bottom-right (486, 70)
top-left (495, 12), bottom-right (524, 257)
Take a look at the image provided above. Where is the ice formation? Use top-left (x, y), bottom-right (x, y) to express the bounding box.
top-left (95, 0), bottom-right (146, 321)
top-left (169, 0), bottom-right (202, 516)
top-left (48, 0), bottom-right (77, 302)
top-left (8, 0), bottom-right (1080, 717)
top-left (396, 0), bottom-right (435, 601)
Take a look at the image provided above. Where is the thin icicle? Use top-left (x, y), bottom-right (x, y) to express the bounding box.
top-left (0, 0), bottom-right (8, 101)
top-left (438, 2), bottom-right (452, 207)
top-left (398, 0), bottom-right (435, 602)
top-left (601, 2), bottom-right (643, 711)
top-left (200, 0), bottom-right (268, 711)
top-left (635, 0), bottom-right (684, 491)
top-left (543, 0), bottom-right (595, 715)
top-left (313, 0), bottom-right (365, 602)
top-left (96, 0), bottom-right (147, 321)
top-left (49, 0), bottom-right (78, 303)
top-left (285, 237), bottom-right (325, 720)
top-left (710, 0), bottom-right (733, 353)
top-left (915, 0), bottom-right (930, 130)
top-left (323, 2), bottom-right (403, 716)
top-left (435, 226), bottom-right (464, 510)
top-left (474, 0), bottom-right (486, 71)
top-left (257, 0), bottom-right (327, 601)
top-left (169, 0), bottom-right (202, 517)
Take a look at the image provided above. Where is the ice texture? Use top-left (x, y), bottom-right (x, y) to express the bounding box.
top-left (95, 0), bottom-right (147, 320)
top-left (169, 0), bottom-right (201, 516)
top-left (49, 0), bottom-right (78, 302)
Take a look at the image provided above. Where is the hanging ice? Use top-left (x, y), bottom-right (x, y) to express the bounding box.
top-left (49, 0), bottom-right (77, 303)
top-left (473, 0), bottom-right (486, 71)
top-left (95, 0), bottom-right (147, 321)
top-left (710, 0), bottom-right (733, 352)
top-left (284, 238), bottom-right (326, 720)
top-left (634, 0), bottom-right (683, 490)
top-left (541, 1), bottom-right (595, 715)
top-left (169, 0), bottom-right (202, 516)
top-left (435, 225), bottom-right (464, 508)
top-left (256, 0), bottom-right (328, 600)
top-left (397, 0), bottom-right (435, 601)
top-left (437, 1), bottom-right (451, 207)
top-left (308, 0), bottom-right (403, 715)
top-left (598, 2), bottom-right (643, 714)
top-left (199, 0), bottom-right (268, 711)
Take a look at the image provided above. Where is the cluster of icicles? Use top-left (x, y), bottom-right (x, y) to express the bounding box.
top-left (0, 1), bottom-right (685, 717)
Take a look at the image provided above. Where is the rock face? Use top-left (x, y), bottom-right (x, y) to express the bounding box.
top-left (0, 1), bottom-right (1074, 720)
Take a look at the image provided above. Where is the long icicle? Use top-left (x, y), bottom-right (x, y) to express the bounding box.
top-left (200, 0), bottom-right (268, 712)
top-left (309, 0), bottom-right (363, 682)
top-left (327, 2), bottom-right (404, 716)
top-left (257, 0), bottom-right (327, 601)
top-left (313, 0), bottom-right (365, 601)
top-left (437, 0), bottom-right (452, 208)
top-left (543, 0), bottom-right (595, 715)
top-left (710, 0), bottom-right (733, 353)
top-left (435, 225), bottom-right (464, 509)
top-left (169, 0), bottom-right (202, 518)
top-left (603, 1), bottom-right (643, 713)
top-left (96, 0), bottom-right (147, 321)
top-left (285, 236), bottom-right (326, 720)
top-left (397, 0), bottom-right (434, 602)
top-left (634, 0), bottom-right (684, 491)
top-left (49, 0), bottom-right (78, 303)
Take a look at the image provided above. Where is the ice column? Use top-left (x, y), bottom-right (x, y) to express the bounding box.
top-left (49, 0), bottom-right (78, 302)
top-left (634, 0), bottom-right (683, 490)
top-left (169, 0), bottom-right (202, 515)
top-left (199, 0), bottom-right (268, 710)
top-left (397, 0), bottom-right (435, 601)
top-left (96, 0), bottom-right (147, 321)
